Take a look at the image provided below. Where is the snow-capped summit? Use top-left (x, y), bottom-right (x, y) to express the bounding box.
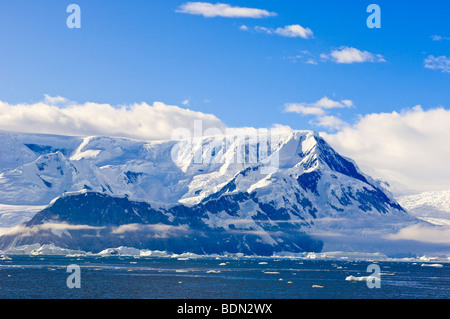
top-left (0, 130), bottom-right (400, 207)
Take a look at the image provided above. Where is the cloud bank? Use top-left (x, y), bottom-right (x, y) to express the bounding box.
top-left (286, 99), bottom-right (450, 194)
top-left (111, 223), bottom-right (190, 238)
top-left (386, 224), bottom-right (450, 244)
top-left (322, 106), bottom-right (450, 194)
top-left (0, 96), bottom-right (226, 141)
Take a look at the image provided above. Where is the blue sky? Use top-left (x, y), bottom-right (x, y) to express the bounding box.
top-left (0, 0), bottom-right (449, 131)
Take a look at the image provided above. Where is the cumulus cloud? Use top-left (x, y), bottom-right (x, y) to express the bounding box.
top-left (322, 106), bottom-right (450, 193)
top-left (424, 55), bottom-right (450, 73)
top-left (176, 2), bottom-right (277, 18)
top-left (286, 47), bottom-right (385, 65)
top-left (273, 24), bottom-right (313, 39)
top-left (284, 96), bottom-right (353, 130)
top-left (286, 102), bottom-right (450, 194)
top-left (249, 24), bottom-right (313, 39)
top-left (0, 95), bottom-right (226, 141)
top-left (321, 46), bottom-right (386, 64)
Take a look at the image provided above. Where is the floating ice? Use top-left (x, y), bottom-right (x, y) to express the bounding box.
top-left (1, 243), bottom-right (84, 255)
top-left (345, 275), bottom-right (370, 282)
top-left (312, 285), bottom-right (324, 288)
top-left (206, 270), bottom-right (221, 273)
top-left (421, 263), bottom-right (444, 268)
top-left (263, 271), bottom-right (280, 274)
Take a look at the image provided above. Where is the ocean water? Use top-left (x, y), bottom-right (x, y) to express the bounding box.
top-left (0, 255), bottom-right (448, 299)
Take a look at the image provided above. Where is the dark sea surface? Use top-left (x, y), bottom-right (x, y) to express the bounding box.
top-left (0, 255), bottom-right (448, 299)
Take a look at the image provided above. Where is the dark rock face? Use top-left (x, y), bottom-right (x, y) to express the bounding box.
top-left (0, 192), bottom-right (323, 255)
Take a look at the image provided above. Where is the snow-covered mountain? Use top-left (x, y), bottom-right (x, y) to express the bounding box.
top-left (0, 130), bottom-right (441, 256)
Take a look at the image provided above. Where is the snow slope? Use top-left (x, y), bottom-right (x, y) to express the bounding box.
top-left (0, 204), bottom-right (46, 227)
top-left (397, 190), bottom-right (450, 226)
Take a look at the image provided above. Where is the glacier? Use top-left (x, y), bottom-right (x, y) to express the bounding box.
top-left (0, 129), bottom-right (447, 256)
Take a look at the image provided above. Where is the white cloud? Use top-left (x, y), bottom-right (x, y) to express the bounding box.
top-left (251, 24), bottom-right (313, 39)
top-left (285, 50), bottom-right (318, 65)
top-left (322, 46), bottom-right (386, 64)
top-left (239, 25), bottom-right (248, 31)
top-left (287, 47), bottom-right (385, 65)
top-left (431, 35), bottom-right (450, 41)
top-left (424, 55), bottom-right (450, 73)
top-left (0, 223), bottom-right (104, 237)
top-left (273, 24), bottom-right (313, 39)
top-left (284, 96), bottom-right (352, 131)
top-left (315, 96), bottom-right (351, 109)
top-left (182, 99), bottom-right (190, 106)
top-left (341, 100), bottom-right (353, 107)
top-left (284, 104), bottom-right (325, 116)
top-left (43, 94), bottom-right (69, 105)
top-left (254, 26), bottom-right (272, 34)
top-left (322, 106), bottom-right (450, 194)
top-left (312, 115), bottom-right (347, 130)
top-left (0, 95), bottom-right (226, 141)
top-left (176, 2), bottom-right (277, 18)
top-left (385, 224), bottom-right (450, 244)
top-left (285, 97), bottom-right (352, 113)
top-left (306, 59), bottom-right (318, 65)
top-left (110, 223), bottom-right (190, 237)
